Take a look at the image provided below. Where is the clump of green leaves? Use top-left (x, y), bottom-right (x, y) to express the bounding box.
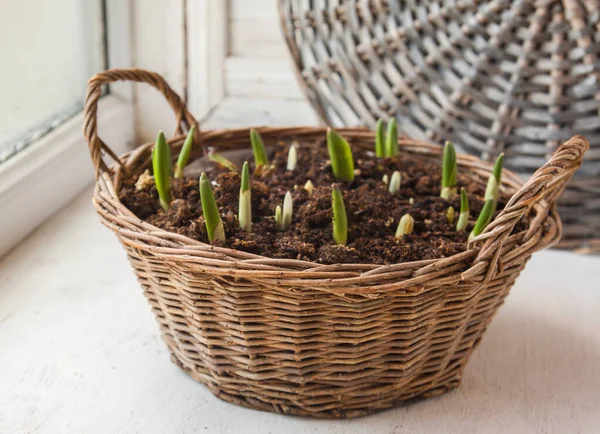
top-left (327, 128), bottom-right (355, 182)
top-left (331, 185), bottom-right (348, 245)
top-left (456, 187), bottom-right (469, 232)
top-left (174, 126), bottom-right (195, 179)
top-left (275, 192), bottom-right (293, 231)
top-left (250, 128), bottom-right (269, 168)
top-left (389, 171), bottom-right (401, 195)
top-left (152, 131), bottom-right (172, 211)
top-left (238, 162), bottom-right (252, 232)
top-left (199, 173), bottom-right (225, 243)
top-left (395, 214), bottom-right (414, 238)
top-left (441, 141), bottom-right (457, 199)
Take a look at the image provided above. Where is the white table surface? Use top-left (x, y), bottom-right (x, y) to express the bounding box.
top-left (1, 188), bottom-right (599, 434)
top-left (1, 101), bottom-right (600, 433)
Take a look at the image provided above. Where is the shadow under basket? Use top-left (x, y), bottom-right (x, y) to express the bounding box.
top-left (84, 69), bottom-right (588, 418)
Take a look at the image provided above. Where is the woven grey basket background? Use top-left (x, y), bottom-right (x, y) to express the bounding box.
top-left (279, 0), bottom-right (600, 253)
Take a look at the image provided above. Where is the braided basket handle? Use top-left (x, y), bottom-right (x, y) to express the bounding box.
top-left (83, 68), bottom-right (198, 179)
top-left (469, 135), bottom-right (589, 278)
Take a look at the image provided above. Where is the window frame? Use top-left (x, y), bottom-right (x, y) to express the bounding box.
top-left (0, 0), bottom-right (237, 257)
top-left (0, 0), bottom-right (134, 257)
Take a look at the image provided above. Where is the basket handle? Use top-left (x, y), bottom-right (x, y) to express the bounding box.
top-left (83, 68), bottom-right (198, 179)
top-left (468, 135), bottom-right (589, 279)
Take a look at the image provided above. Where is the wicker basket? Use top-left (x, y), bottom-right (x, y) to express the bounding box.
top-left (278, 0), bottom-right (600, 253)
top-left (84, 69), bottom-right (587, 418)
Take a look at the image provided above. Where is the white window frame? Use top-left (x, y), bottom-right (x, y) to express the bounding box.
top-left (0, 0), bottom-right (134, 257)
top-left (0, 0), bottom-right (269, 258)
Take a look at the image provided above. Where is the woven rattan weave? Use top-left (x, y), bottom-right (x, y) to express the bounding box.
top-left (279, 0), bottom-right (600, 253)
top-left (84, 69), bottom-right (587, 418)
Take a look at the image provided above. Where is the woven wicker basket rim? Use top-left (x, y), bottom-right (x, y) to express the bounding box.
top-left (84, 69), bottom-right (589, 291)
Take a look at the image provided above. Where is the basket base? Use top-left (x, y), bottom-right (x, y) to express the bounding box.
top-left (169, 352), bottom-right (462, 419)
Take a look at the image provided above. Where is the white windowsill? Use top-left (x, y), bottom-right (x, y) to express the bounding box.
top-left (1, 98), bottom-right (599, 433)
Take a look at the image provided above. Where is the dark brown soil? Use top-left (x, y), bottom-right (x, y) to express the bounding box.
top-left (119, 138), bottom-right (518, 264)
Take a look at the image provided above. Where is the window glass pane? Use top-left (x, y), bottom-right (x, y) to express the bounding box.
top-left (0, 0), bottom-right (105, 163)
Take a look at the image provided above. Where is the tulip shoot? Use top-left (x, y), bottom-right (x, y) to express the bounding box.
top-left (152, 131), bottom-right (172, 211)
top-left (375, 119), bottom-right (385, 157)
top-left (327, 128), bottom-right (355, 181)
top-left (456, 187), bottom-right (469, 232)
top-left (469, 199), bottom-right (494, 241)
top-left (282, 191), bottom-right (293, 230)
top-left (332, 185), bottom-right (348, 245)
top-left (395, 214), bottom-right (414, 238)
top-left (208, 149), bottom-right (238, 172)
top-left (441, 141), bottom-right (457, 199)
top-left (485, 153), bottom-right (504, 215)
top-left (446, 207), bottom-right (455, 224)
top-left (287, 143), bottom-right (298, 171)
top-left (275, 205), bottom-right (283, 232)
top-left (250, 128), bottom-right (269, 167)
top-left (385, 118), bottom-right (398, 157)
top-left (304, 180), bottom-right (314, 196)
top-left (174, 126), bottom-right (195, 179)
top-left (238, 162), bottom-right (252, 232)
top-left (200, 173), bottom-right (225, 243)
top-left (389, 171), bottom-right (401, 195)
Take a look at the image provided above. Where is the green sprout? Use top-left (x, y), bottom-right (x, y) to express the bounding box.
top-left (469, 199), bottom-right (494, 241)
top-left (174, 126), bottom-right (195, 179)
top-left (287, 143), bottom-right (298, 171)
top-left (327, 127), bottom-right (355, 182)
top-left (208, 149), bottom-right (238, 172)
top-left (389, 171), bottom-right (401, 195)
top-left (456, 187), bottom-right (469, 232)
top-left (275, 192), bottom-right (293, 231)
top-left (250, 128), bottom-right (268, 168)
top-left (484, 153), bottom-right (504, 214)
top-left (283, 191), bottom-right (293, 230)
top-left (238, 162), bottom-right (252, 232)
top-left (446, 206), bottom-right (455, 224)
top-left (332, 185), bottom-right (348, 245)
top-left (274, 205), bottom-right (283, 231)
top-left (199, 173), bottom-right (225, 243)
top-left (440, 141), bottom-right (457, 199)
top-left (395, 214), bottom-right (414, 238)
top-left (385, 118), bottom-right (398, 157)
top-left (152, 131), bottom-right (172, 211)
top-left (375, 119), bottom-right (385, 157)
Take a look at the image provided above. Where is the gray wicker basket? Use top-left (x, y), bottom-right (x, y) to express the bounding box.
top-left (279, 0), bottom-right (600, 253)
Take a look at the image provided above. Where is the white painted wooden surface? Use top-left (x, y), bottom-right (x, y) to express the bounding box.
top-left (226, 0), bottom-right (303, 100)
top-left (1, 103), bottom-right (599, 433)
top-left (130, 0), bottom-right (187, 143)
top-left (204, 96), bottom-right (318, 128)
